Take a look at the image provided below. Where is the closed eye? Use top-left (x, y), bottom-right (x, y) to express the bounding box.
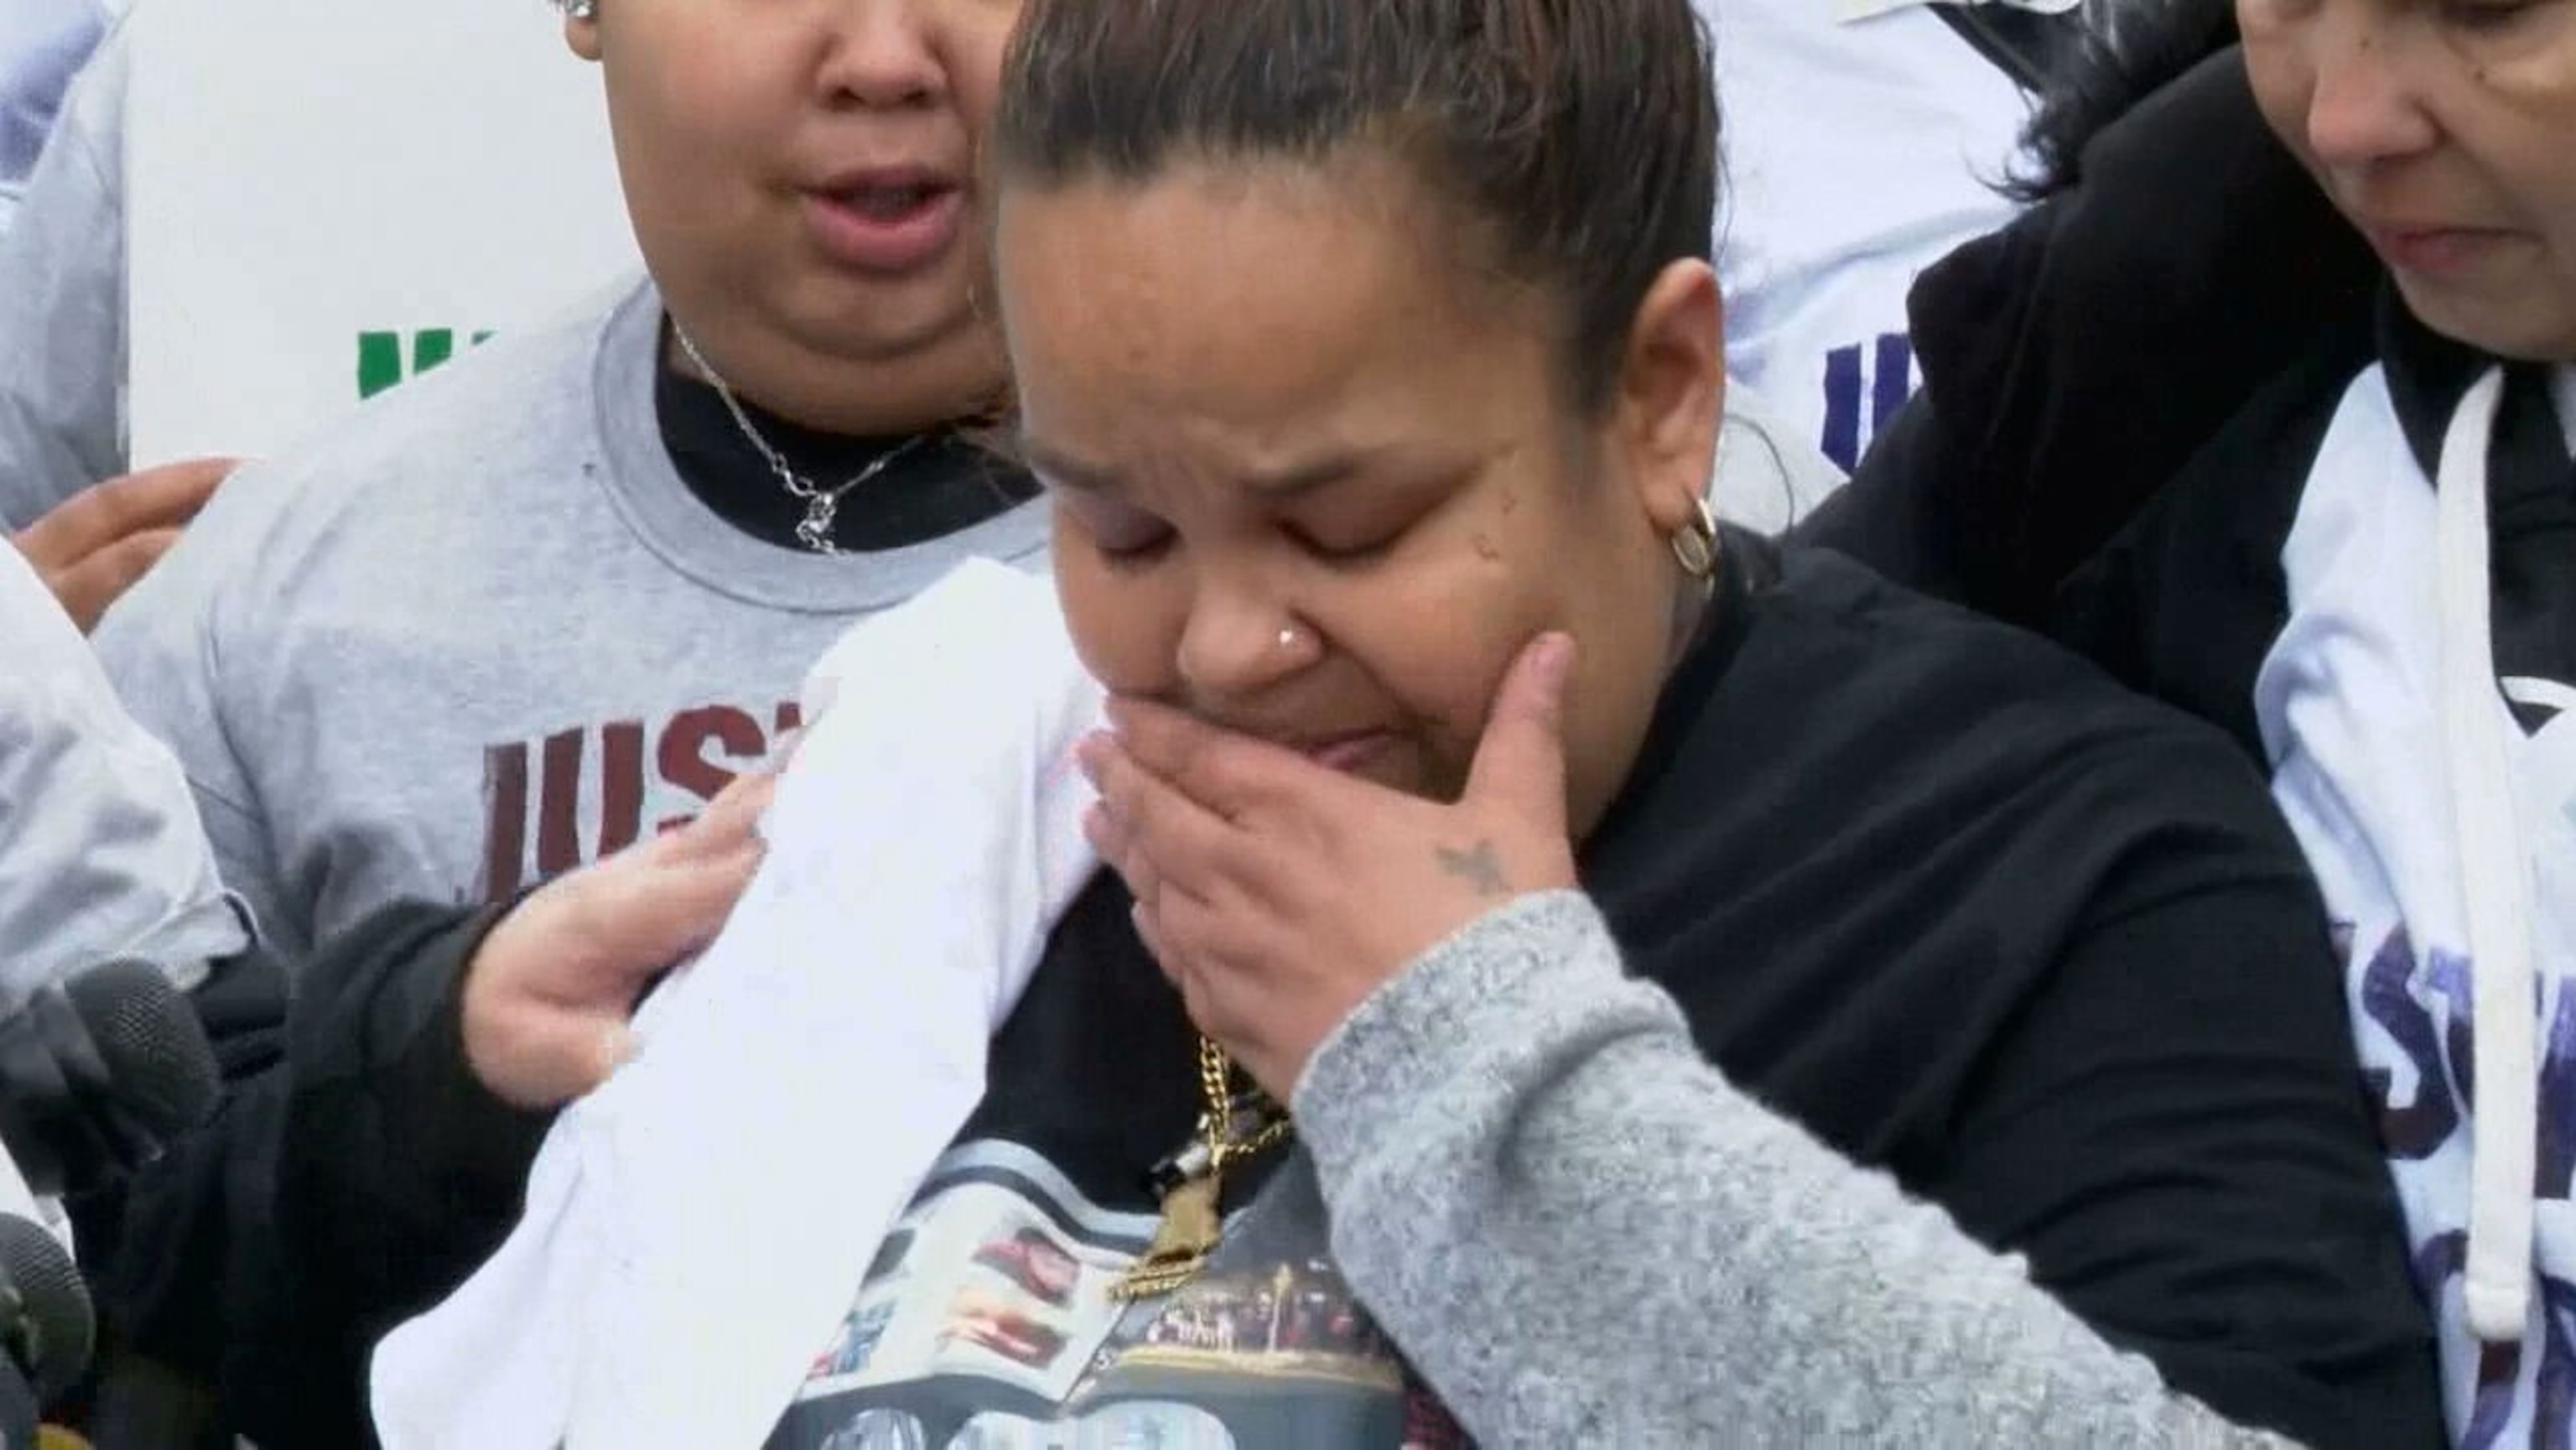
top-left (1289, 523), bottom-right (1402, 566)
top-left (1096, 526), bottom-right (1177, 568)
top-left (2445, 0), bottom-right (2542, 29)
top-left (1050, 483), bottom-right (1177, 567)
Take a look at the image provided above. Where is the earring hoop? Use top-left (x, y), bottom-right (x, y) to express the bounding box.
top-left (1670, 495), bottom-right (1720, 580)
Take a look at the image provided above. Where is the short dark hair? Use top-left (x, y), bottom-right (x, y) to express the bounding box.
top-left (2006, 0), bottom-right (2240, 200)
top-left (990, 0), bottom-right (1722, 413)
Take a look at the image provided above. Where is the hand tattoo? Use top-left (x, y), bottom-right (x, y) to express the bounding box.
top-left (1436, 840), bottom-right (1512, 899)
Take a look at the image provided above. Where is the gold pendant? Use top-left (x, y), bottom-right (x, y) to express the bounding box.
top-left (1112, 1170), bottom-right (1223, 1302)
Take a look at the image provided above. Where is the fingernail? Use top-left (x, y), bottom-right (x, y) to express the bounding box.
top-left (1535, 633), bottom-right (1575, 684)
top-left (601, 1023), bottom-right (641, 1078)
top-left (1077, 733), bottom-right (1112, 781)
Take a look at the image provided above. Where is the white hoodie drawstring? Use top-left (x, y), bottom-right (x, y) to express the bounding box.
top-left (2435, 367), bottom-right (2537, 1344)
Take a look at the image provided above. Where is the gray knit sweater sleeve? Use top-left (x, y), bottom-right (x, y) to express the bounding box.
top-left (1290, 891), bottom-right (2290, 1447)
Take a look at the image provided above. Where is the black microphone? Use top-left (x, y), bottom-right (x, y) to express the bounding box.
top-left (0, 1210), bottom-right (92, 1407)
top-left (0, 959), bottom-right (221, 1199)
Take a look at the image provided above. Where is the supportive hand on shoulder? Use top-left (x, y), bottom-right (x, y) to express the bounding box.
top-left (11, 457), bottom-right (237, 632)
top-left (463, 764), bottom-right (781, 1110)
top-left (1078, 634), bottom-right (1581, 1102)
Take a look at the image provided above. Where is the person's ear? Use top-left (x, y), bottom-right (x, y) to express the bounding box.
top-left (1613, 259), bottom-right (1725, 538)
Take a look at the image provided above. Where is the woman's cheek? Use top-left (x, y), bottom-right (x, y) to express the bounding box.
top-left (1391, 635), bottom-right (1524, 773)
top-left (1055, 556), bottom-right (1172, 694)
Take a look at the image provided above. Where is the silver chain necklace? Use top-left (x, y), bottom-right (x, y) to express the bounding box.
top-left (672, 322), bottom-right (933, 555)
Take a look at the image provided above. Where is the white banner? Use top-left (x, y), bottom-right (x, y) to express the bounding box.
top-left (122, 0), bottom-right (637, 466)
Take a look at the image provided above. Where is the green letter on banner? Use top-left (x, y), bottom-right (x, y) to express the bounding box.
top-left (357, 329), bottom-right (499, 400)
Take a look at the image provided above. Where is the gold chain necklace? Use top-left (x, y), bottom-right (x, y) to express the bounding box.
top-left (1110, 1037), bottom-right (1292, 1301)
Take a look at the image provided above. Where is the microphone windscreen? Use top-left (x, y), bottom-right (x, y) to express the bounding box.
top-left (0, 1351), bottom-right (33, 1449)
top-left (0, 1214), bottom-right (91, 1405)
top-left (61, 962), bottom-right (218, 1142)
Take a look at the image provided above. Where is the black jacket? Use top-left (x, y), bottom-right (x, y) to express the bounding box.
top-left (80, 905), bottom-right (542, 1449)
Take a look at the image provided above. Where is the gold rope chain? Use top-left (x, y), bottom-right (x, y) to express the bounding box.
top-left (1197, 1035), bottom-right (1292, 1168)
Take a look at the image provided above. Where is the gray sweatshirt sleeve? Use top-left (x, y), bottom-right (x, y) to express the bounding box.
top-left (0, 10), bottom-right (127, 531)
top-left (0, 543), bottom-right (242, 1002)
top-left (1290, 891), bottom-right (2289, 1447)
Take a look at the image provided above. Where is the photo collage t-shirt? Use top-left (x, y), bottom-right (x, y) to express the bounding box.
top-left (766, 1138), bottom-right (1469, 1450)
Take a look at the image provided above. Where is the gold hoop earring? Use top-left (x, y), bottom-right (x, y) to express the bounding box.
top-left (1669, 496), bottom-right (1719, 580)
